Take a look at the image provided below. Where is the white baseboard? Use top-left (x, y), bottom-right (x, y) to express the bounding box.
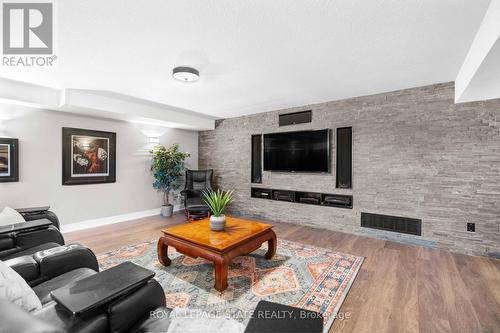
top-left (61, 205), bottom-right (183, 233)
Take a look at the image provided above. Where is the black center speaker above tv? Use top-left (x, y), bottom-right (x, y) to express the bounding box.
top-left (279, 110), bottom-right (312, 126)
top-left (263, 129), bottom-right (329, 173)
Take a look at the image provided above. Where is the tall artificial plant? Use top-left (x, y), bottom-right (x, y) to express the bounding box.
top-left (151, 144), bottom-right (190, 206)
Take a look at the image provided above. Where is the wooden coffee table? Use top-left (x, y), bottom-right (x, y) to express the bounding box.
top-left (157, 216), bottom-right (277, 292)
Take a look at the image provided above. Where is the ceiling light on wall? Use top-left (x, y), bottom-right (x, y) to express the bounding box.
top-left (172, 66), bottom-right (199, 82)
top-left (149, 137), bottom-right (160, 144)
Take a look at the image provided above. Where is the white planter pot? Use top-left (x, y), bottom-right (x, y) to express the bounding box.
top-left (210, 214), bottom-right (226, 231)
top-left (161, 205), bottom-right (173, 217)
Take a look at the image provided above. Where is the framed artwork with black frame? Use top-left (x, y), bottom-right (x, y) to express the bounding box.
top-left (0, 138), bottom-right (19, 182)
top-left (62, 127), bottom-right (116, 185)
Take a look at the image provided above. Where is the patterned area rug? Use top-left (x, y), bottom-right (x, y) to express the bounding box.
top-left (97, 239), bottom-right (363, 331)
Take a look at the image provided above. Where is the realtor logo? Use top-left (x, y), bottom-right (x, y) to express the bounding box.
top-left (2, 2), bottom-right (53, 54)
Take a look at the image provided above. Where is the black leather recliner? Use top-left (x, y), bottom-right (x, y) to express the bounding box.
top-left (181, 169), bottom-right (213, 221)
top-left (1, 243), bottom-right (172, 333)
top-left (0, 207), bottom-right (64, 260)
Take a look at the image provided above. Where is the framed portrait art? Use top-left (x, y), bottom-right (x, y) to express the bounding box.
top-left (0, 138), bottom-right (19, 182)
top-left (62, 128), bottom-right (116, 185)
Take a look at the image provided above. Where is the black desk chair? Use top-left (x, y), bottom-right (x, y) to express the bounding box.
top-left (180, 169), bottom-right (213, 222)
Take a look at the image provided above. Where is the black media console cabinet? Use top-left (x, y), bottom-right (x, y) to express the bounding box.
top-left (251, 187), bottom-right (352, 209)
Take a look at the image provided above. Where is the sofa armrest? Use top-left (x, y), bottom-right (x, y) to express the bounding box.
top-left (15, 206), bottom-right (51, 215)
top-left (4, 255), bottom-right (40, 282)
top-left (17, 206), bottom-right (60, 230)
top-left (0, 219), bottom-right (52, 235)
top-left (33, 244), bottom-right (98, 281)
top-left (105, 279), bottom-right (167, 332)
top-left (15, 225), bottom-right (65, 248)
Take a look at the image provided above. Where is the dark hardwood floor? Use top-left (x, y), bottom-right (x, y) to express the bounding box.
top-left (65, 213), bottom-right (500, 333)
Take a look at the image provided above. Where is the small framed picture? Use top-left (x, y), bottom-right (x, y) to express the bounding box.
top-left (62, 128), bottom-right (116, 185)
top-left (0, 138), bottom-right (19, 182)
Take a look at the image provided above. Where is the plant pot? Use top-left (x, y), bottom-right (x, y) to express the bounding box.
top-left (210, 214), bottom-right (226, 231)
top-left (161, 204), bottom-right (173, 217)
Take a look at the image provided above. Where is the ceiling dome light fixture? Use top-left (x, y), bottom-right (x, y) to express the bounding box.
top-left (172, 66), bottom-right (199, 82)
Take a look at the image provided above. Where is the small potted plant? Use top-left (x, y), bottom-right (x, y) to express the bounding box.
top-left (202, 189), bottom-right (234, 231)
top-left (151, 144), bottom-right (190, 217)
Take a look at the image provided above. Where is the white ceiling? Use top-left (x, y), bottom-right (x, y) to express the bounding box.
top-left (0, 0), bottom-right (491, 119)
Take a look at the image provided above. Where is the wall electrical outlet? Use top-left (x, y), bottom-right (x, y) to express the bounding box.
top-left (467, 222), bottom-right (475, 232)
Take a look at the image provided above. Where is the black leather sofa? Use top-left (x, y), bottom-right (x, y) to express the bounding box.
top-left (181, 169), bottom-right (213, 220)
top-left (0, 206), bottom-right (64, 260)
top-left (0, 207), bottom-right (172, 333)
top-left (1, 243), bottom-right (171, 333)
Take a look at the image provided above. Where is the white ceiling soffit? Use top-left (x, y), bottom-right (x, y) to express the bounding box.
top-left (0, 0), bottom-right (491, 118)
top-left (0, 77), bottom-right (215, 130)
top-left (455, 0), bottom-right (500, 103)
top-left (0, 77), bottom-right (60, 108)
top-left (60, 89), bottom-right (215, 130)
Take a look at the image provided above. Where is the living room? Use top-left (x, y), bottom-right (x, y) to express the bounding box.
top-left (1, 1), bottom-right (499, 333)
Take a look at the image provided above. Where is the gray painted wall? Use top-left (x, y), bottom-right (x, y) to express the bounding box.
top-left (199, 82), bottom-right (500, 257)
top-left (0, 107), bottom-right (198, 225)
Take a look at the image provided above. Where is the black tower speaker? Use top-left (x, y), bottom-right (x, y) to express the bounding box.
top-left (336, 127), bottom-right (352, 188)
top-left (251, 134), bottom-right (262, 183)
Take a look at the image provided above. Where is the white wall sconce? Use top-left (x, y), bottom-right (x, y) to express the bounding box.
top-left (149, 137), bottom-right (160, 144)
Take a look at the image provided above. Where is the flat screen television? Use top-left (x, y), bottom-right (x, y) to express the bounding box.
top-left (263, 129), bottom-right (329, 172)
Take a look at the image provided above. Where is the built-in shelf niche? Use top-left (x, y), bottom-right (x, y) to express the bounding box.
top-left (251, 187), bottom-right (352, 209)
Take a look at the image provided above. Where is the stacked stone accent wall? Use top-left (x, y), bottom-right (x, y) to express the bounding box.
top-left (199, 82), bottom-right (500, 257)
